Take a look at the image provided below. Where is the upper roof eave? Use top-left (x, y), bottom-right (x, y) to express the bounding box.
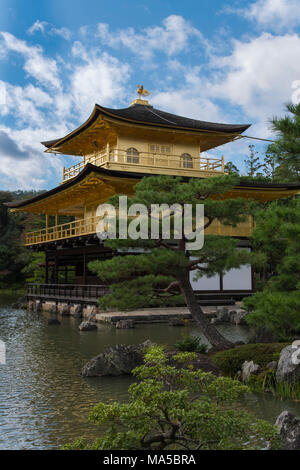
top-left (41, 103), bottom-right (251, 152)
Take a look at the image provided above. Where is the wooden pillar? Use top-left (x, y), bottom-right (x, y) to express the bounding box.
top-left (45, 254), bottom-right (49, 284)
top-left (219, 272), bottom-right (223, 292)
top-left (55, 213), bottom-right (59, 227)
top-left (46, 214), bottom-right (49, 241)
top-left (54, 254), bottom-right (58, 284)
top-left (83, 253), bottom-right (87, 285)
top-left (106, 142), bottom-right (110, 163)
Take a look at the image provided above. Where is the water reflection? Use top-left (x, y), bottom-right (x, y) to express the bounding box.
top-left (0, 295), bottom-right (300, 449)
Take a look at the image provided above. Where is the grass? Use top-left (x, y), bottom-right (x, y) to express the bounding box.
top-left (212, 343), bottom-right (300, 401)
top-left (174, 335), bottom-right (208, 354)
top-left (212, 343), bottom-right (288, 377)
top-left (249, 370), bottom-right (300, 401)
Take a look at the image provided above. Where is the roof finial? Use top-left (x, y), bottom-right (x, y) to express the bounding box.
top-left (137, 84), bottom-right (150, 99)
top-left (130, 85), bottom-right (151, 107)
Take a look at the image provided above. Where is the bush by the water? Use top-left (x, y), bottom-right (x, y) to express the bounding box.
top-left (64, 346), bottom-right (280, 450)
top-left (245, 291), bottom-right (300, 340)
top-left (174, 335), bottom-right (208, 353)
top-left (213, 343), bottom-right (287, 377)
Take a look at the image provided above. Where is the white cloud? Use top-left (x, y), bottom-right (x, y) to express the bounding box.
top-left (151, 88), bottom-right (223, 123)
top-left (0, 81), bottom-right (53, 126)
top-left (0, 34), bottom-right (131, 188)
top-left (70, 44), bottom-right (131, 117)
top-left (27, 20), bottom-right (72, 40)
top-left (97, 15), bottom-right (204, 60)
top-left (0, 32), bottom-right (61, 89)
top-left (0, 125), bottom-right (62, 189)
top-left (2, 14), bottom-right (300, 187)
top-left (27, 20), bottom-right (48, 35)
top-left (239, 0), bottom-right (300, 30)
top-left (209, 33), bottom-right (300, 136)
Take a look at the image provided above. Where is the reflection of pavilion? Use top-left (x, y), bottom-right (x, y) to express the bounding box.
top-left (6, 92), bottom-right (300, 305)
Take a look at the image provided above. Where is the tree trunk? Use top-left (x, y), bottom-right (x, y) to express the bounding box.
top-left (177, 271), bottom-right (235, 351)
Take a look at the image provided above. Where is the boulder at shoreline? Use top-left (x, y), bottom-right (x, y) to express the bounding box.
top-left (276, 344), bottom-right (300, 384)
top-left (81, 340), bottom-right (220, 377)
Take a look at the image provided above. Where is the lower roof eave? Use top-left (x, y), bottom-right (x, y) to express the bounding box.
top-left (4, 163), bottom-right (300, 210)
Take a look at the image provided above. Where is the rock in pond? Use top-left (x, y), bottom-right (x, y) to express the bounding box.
top-left (241, 360), bottom-right (261, 382)
top-left (81, 340), bottom-right (221, 378)
top-left (115, 320), bottom-right (135, 329)
top-left (229, 308), bottom-right (248, 326)
top-left (266, 361), bottom-right (277, 371)
top-left (276, 344), bottom-right (300, 384)
top-left (168, 317), bottom-right (185, 327)
top-left (81, 340), bottom-right (154, 377)
top-left (73, 304), bottom-right (83, 319)
top-left (215, 306), bottom-right (230, 323)
top-left (79, 321), bottom-right (98, 331)
top-left (61, 304), bottom-right (71, 316)
top-left (34, 300), bottom-right (42, 313)
top-left (48, 318), bottom-right (61, 325)
top-left (276, 411), bottom-right (300, 450)
top-left (12, 297), bottom-right (27, 309)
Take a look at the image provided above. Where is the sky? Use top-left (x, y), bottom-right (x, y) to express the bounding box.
top-left (1, 0), bottom-right (300, 190)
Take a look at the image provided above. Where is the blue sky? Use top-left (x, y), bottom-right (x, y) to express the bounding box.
top-left (1, 0), bottom-right (300, 190)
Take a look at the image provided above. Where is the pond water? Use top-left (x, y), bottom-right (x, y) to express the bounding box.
top-left (0, 294), bottom-right (300, 450)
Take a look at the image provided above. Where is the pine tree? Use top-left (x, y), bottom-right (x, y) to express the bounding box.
top-left (268, 103), bottom-right (300, 182)
top-left (224, 161), bottom-right (240, 175)
top-left (245, 199), bottom-right (300, 339)
top-left (244, 145), bottom-right (263, 177)
top-left (89, 175), bottom-right (255, 350)
top-left (263, 152), bottom-right (277, 180)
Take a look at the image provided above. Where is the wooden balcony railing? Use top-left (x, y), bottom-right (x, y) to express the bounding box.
top-left (27, 283), bottom-right (109, 303)
top-left (25, 215), bottom-right (101, 246)
top-left (62, 149), bottom-right (225, 182)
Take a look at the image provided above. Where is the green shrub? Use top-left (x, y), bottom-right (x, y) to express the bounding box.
top-left (245, 291), bottom-right (300, 339)
top-left (174, 335), bottom-right (208, 353)
top-left (212, 343), bottom-right (287, 377)
top-left (64, 346), bottom-right (281, 450)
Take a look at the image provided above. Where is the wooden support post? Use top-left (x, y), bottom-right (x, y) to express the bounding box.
top-left (55, 213), bottom-right (59, 240)
top-left (54, 254), bottom-right (58, 284)
top-left (46, 214), bottom-right (49, 241)
top-left (219, 272), bottom-right (223, 292)
top-left (83, 253), bottom-right (87, 285)
top-left (45, 254), bottom-right (49, 284)
top-left (106, 142), bottom-right (110, 163)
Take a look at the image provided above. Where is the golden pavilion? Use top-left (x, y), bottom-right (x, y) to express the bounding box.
top-left (6, 89), bottom-right (300, 305)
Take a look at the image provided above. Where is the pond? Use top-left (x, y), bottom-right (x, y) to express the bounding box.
top-left (0, 294), bottom-right (299, 450)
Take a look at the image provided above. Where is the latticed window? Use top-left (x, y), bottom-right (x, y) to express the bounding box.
top-left (181, 153), bottom-right (193, 168)
top-left (149, 144), bottom-right (171, 154)
top-left (126, 147), bottom-right (139, 164)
